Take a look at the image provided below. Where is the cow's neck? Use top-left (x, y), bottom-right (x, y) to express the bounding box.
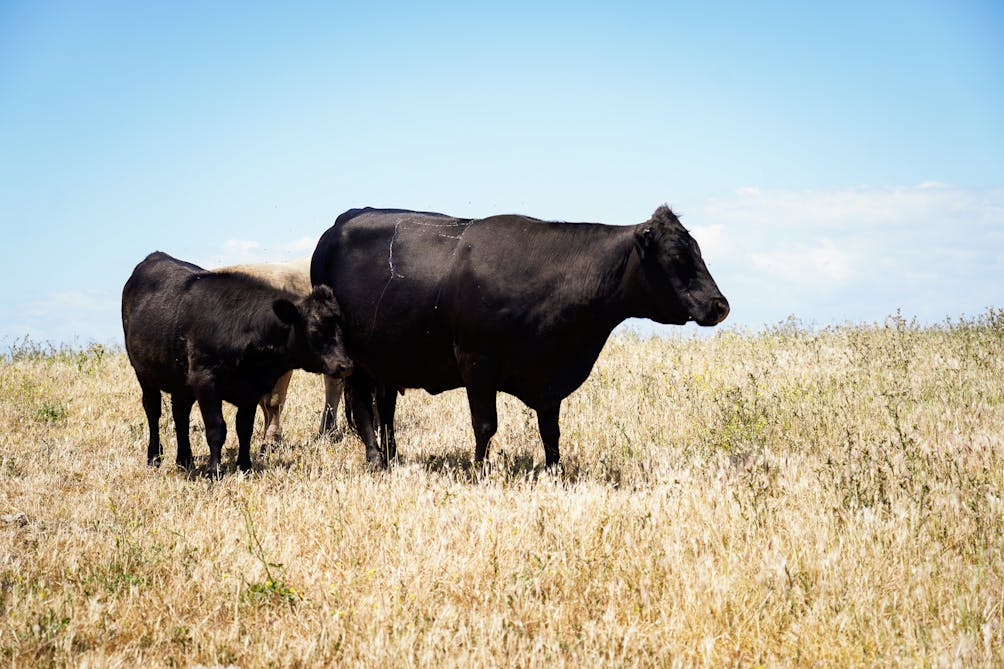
top-left (612, 227), bottom-right (667, 323)
top-left (567, 225), bottom-right (650, 332)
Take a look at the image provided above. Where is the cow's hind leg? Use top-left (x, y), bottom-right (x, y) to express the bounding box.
top-left (141, 384), bottom-right (162, 467)
top-left (235, 403), bottom-right (256, 473)
top-left (537, 404), bottom-right (562, 469)
top-left (318, 375), bottom-right (345, 437)
top-left (171, 392), bottom-right (195, 470)
top-left (376, 385), bottom-right (398, 464)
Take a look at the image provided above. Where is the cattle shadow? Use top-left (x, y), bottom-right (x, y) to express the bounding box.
top-left (419, 448), bottom-right (540, 482)
top-left (418, 447), bottom-right (589, 485)
top-left (165, 437), bottom-right (620, 488)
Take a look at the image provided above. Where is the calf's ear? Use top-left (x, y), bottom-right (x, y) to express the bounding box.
top-left (308, 284), bottom-right (341, 317)
top-left (311, 284), bottom-right (334, 300)
top-left (273, 298), bottom-right (301, 325)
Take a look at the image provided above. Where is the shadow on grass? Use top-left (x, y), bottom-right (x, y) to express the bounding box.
top-left (162, 435), bottom-right (624, 489)
top-left (417, 447), bottom-right (590, 485)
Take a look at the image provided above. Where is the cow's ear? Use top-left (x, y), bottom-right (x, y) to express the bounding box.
top-left (273, 298), bottom-right (301, 326)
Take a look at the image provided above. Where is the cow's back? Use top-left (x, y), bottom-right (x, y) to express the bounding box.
top-left (313, 208), bottom-right (472, 391)
top-left (122, 252), bottom-right (203, 391)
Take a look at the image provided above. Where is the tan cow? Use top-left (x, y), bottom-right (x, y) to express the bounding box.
top-left (215, 256), bottom-right (345, 443)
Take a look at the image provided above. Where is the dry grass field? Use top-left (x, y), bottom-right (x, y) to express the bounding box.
top-left (2, 311), bottom-right (1003, 667)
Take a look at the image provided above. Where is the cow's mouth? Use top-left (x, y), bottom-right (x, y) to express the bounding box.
top-left (692, 298), bottom-right (730, 326)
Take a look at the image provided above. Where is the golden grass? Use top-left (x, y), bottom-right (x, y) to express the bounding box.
top-left (2, 311), bottom-right (1003, 667)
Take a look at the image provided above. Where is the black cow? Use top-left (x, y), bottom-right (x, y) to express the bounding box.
top-left (310, 205), bottom-right (729, 470)
top-left (122, 251), bottom-right (352, 477)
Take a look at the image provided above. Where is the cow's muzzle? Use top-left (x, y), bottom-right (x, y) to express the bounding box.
top-left (696, 297), bottom-right (730, 326)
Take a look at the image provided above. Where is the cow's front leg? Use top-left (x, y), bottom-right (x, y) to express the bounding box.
top-left (537, 404), bottom-right (562, 469)
top-left (466, 386), bottom-right (498, 466)
top-left (196, 391), bottom-right (226, 478)
top-left (347, 375), bottom-right (383, 469)
top-left (235, 403), bottom-right (256, 473)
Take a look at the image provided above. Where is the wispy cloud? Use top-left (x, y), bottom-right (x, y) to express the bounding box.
top-left (200, 236), bottom-right (316, 269)
top-left (690, 184), bottom-right (1004, 327)
top-left (749, 239), bottom-right (852, 283)
top-left (3, 234), bottom-right (323, 347)
top-left (3, 289), bottom-right (122, 347)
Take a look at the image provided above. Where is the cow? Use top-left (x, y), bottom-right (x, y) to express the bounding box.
top-left (215, 256), bottom-right (345, 443)
top-left (310, 205), bottom-right (729, 470)
top-left (122, 251), bottom-right (352, 477)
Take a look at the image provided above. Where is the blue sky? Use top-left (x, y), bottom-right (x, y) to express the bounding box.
top-left (2, 1), bottom-right (1002, 347)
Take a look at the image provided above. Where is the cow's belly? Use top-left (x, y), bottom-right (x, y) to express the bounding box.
top-left (352, 339), bottom-right (463, 395)
top-left (125, 336), bottom-right (190, 394)
top-left (499, 363), bottom-right (594, 410)
top-left (491, 333), bottom-right (610, 409)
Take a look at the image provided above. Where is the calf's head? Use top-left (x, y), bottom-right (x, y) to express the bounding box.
top-left (635, 206), bottom-right (730, 326)
top-left (273, 285), bottom-right (353, 377)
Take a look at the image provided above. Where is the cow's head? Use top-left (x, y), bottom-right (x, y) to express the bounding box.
top-left (634, 205), bottom-right (729, 326)
top-left (274, 284), bottom-right (353, 377)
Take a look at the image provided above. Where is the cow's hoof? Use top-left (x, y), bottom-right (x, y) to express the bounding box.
top-left (237, 459), bottom-right (253, 473)
top-left (147, 456), bottom-right (163, 468)
top-left (176, 457), bottom-right (194, 471)
top-left (472, 459), bottom-right (492, 481)
top-left (365, 455), bottom-right (387, 472)
top-left (203, 465), bottom-right (223, 480)
top-left (543, 461), bottom-right (565, 477)
top-left (329, 427), bottom-right (345, 440)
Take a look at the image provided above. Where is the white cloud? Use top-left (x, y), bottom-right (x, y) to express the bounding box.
top-left (201, 236), bottom-right (315, 269)
top-left (690, 223), bottom-right (728, 261)
top-left (26, 290), bottom-right (118, 316)
top-left (7, 290), bottom-right (122, 347)
top-left (700, 183), bottom-right (1000, 233)
top-left (691, 184), bottom-right (1004, 327)
top-left (276, 236), bottom-right (317, 256)
top-left (749, 239), bottom-right (852, 283)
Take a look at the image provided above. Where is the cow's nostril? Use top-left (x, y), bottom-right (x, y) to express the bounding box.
top-left (708, 297), bottom-right (730, 324)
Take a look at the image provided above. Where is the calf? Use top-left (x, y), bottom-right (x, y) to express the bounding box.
top-left (122, 251), bottom-right (351, 476)
top-left (216, 256), bottom-right (345, 442)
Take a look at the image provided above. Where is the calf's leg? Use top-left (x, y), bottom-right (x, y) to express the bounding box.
top-left (171, 392), bottom-right (195, 470)
top-left (235, 403), bottom-right (256, 472)
top-left (141, 383), bottom-right (162, 467)
top-left (318, 375), bottom-right (344, 436)
top-left (196, 391), bottom-right (227, 478)
top-left (260, 370), bottom-right (292, 447)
